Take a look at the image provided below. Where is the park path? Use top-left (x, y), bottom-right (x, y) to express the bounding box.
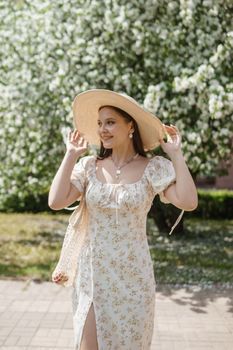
top-left (0, 279), bottom-right (232, 349)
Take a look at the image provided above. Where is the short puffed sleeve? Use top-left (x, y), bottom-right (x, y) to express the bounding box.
top-left (70, 155), bottom-right (93, 193)
top-left (147, 156), bottom-right (176, 203)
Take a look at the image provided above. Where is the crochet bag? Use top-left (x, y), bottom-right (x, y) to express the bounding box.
top-left (51, 187), bottom-right (88, 288)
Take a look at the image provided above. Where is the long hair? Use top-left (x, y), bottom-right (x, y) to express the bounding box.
top-left (97, 105), bottom-right (147, 159)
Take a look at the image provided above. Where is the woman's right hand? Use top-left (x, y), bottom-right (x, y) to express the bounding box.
top-left (52, 272), bottom-right (69, 285)
top-left (66, 129), bottom-right (89, 156)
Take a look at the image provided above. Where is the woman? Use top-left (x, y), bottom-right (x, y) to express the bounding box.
top-left (48, 89), bottom-right (198, 350)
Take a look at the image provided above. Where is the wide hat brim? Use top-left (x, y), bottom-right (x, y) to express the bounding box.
top-left (72, 89), bottom-right (166, 151)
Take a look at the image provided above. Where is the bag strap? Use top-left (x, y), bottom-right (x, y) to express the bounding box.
top-left (168, 209), bottom-right (185, 235)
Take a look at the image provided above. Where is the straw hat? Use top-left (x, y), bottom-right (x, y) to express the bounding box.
top-left (72, 89), bottom-right (166, 151)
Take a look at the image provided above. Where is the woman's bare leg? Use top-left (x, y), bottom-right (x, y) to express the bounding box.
top-left (80, 303), bottom-right (99, 350)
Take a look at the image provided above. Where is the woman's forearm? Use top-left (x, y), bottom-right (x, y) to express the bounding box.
top-left (170, 151), bottom-right (198, 209)
top-left (48, 150), bottom-right (80, 208)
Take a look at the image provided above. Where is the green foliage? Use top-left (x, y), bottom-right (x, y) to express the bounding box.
top-left (193, 189), bottom-right (233, 219)
top-left (0, 0), bottom-right (232, 210)
top-left (148, 189), bottom-right (233, 235)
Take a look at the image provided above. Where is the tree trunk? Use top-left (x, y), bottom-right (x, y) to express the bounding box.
top-left (148, 197), bottom-right (184, 235)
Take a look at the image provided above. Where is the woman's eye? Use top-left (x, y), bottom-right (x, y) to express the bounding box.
top-left (97, 121), bottom-right (115, 127)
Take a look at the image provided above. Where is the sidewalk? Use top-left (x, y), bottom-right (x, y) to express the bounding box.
top-left (0, 279), bottom-right (232, 350)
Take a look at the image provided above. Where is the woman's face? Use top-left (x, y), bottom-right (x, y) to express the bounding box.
top-left (97, 106), bottom-right (134, 149)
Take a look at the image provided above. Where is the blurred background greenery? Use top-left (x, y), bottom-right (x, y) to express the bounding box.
top-left (0, 0), bottom-right (232, 285)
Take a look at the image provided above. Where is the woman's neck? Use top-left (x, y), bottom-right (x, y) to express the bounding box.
top-left (110, 144), bottom-right (138, 166)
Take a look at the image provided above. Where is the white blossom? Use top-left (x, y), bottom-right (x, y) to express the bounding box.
top-left (0, 0), bottom-right (232, 207)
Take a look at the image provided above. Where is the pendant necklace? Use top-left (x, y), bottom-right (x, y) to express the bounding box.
top-left (110, 153), bottom-right (139, 180)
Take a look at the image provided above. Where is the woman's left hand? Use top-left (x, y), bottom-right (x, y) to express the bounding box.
top-left (159, 124), bottom-right (182, 157)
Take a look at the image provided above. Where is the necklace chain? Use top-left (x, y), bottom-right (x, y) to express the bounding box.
top-left (110, 153), bottom-right (139, 179)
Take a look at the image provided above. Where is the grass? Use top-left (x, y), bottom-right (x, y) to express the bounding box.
top-left (0, 213), bottom-right (232, 285)
top-left (147, 218), bottom-right (233, 285)
top-left (0, 212), bottom-right (67, 281)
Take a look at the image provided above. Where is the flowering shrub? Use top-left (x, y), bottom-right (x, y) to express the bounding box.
top-left (0, 0), bottom-right (232, 210)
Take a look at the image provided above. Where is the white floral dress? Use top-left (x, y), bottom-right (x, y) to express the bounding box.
top-left (70, 154), bottom-right (176, 350)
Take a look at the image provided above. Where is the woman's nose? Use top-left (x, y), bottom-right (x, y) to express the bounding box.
top-left (99, 124), bottom-right (106, 133)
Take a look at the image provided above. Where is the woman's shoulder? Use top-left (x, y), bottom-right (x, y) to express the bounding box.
top-left (78, 154), bottom-right (95, 163)
top-left (75, 154), bottom-right (96, 171)
top-left (146, 155), bottom-right (175, 179)
top-left (145, 155), bottom-right (176, 193)
top-left (147, 155), bottom-right (173, 168)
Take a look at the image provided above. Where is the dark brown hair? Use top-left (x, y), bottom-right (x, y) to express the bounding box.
top-left (97, 105), bottom-right (147, 159)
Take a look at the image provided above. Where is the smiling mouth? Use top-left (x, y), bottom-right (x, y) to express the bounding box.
top-left (101, 136), bottom-right (113, 140)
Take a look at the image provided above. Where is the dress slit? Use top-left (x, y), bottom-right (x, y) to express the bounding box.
top-left (77, 299), bottom-right (99, 350)
top-left (92, 300), bottom-right (100, 350)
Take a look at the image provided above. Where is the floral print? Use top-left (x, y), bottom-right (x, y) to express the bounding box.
top-left (70, 155), bottom-right (176, 350)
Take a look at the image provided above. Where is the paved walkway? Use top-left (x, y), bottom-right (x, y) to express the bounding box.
top-left (0, 279), bottom-right (232, 349)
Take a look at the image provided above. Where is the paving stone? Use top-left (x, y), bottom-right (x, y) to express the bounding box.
top-left (0, 280), bottom-right (232, 349)
top-left (4, 335), bottom-right (20, 346)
